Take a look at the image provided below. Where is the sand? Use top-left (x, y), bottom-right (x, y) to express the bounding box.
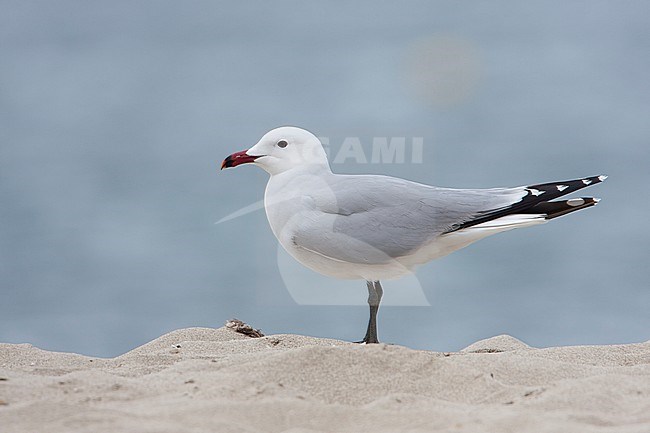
top-left (1, 326), bottom-right (649, 433)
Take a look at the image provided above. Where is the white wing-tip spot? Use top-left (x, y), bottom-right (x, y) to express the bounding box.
top-left (567, 198), bottom-right (585, 207)
top-left (557, 185), bottom-right (569, 192)
top-left (598, 175), bottom-right (608, 182)
top-left (582, 179), bottom-right (592, 185)
top-left (593, 198), bottom-right (601, 203)
top-left (528, 188), bottom-right (544, 196)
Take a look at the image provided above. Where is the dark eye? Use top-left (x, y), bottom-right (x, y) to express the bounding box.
top-left (277, 140), bottom-right (288, 148)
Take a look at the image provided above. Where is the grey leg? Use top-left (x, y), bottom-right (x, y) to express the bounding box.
top-left (358, 280), bottom-right (383, 344)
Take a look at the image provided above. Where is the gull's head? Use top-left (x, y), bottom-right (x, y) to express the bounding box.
top-left (221, 126), bottom-right (329, 175)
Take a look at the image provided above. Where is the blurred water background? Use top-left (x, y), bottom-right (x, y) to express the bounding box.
top-left (1, 1), bottom-right (649, 357)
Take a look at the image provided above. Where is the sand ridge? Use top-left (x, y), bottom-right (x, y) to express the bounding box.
top-left (1, 327), bottom-right (649, 432)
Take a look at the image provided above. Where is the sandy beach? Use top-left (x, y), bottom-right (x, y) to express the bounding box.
top-left (1, 326), bottom-right (649, 433)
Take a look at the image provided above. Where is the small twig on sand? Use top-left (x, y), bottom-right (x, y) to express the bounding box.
top-left (225, 319), bottom-right (265, 338)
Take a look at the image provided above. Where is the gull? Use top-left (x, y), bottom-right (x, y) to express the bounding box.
top-left (221, 126), bottom-right (605, 344)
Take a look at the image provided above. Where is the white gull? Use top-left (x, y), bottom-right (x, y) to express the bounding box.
top-left (222, 126), bottom-right (605, 343)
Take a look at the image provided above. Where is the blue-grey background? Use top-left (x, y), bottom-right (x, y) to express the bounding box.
top-left (2, 1), bottom-right (649, 357)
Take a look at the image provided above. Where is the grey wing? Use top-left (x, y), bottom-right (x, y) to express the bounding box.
top-left (291, 173), bottom-right (606, 264)
top-left (291, 175), bottom-right (527, 264)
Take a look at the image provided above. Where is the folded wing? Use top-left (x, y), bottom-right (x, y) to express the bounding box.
top-left (290, 174), bottom-right (605, 265)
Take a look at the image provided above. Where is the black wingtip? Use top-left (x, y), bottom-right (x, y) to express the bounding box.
top-left (526, 174), bottom-right (607, 199)
top-left (522, 197), bottom-right (601, 220)
top-left (446, 175), bottom-right (606, 233)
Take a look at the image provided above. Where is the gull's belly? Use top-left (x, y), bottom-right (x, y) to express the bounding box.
top-left (280, 232), bottom-right (415, 280)
top-left (267, 206), bottom-right (411, 281)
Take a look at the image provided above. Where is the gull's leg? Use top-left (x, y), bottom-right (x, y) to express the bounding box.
top-left (357, 280), bottom-right (383, 344)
